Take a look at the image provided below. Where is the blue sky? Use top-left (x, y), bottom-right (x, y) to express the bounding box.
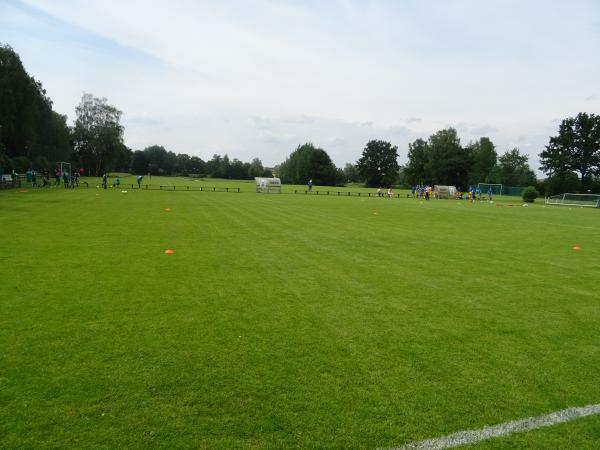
top-left (1, 0), bottom-right (599, 170)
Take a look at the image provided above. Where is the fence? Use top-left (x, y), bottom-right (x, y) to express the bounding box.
top-left (117, 184), bottom-right (241, 193)
top-left (294, 189), bottom-right (406, 198)
top-left (502, 186), bottom-right (525, 196)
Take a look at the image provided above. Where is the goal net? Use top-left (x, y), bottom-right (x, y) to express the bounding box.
top-left (433, 185), bottom-right (456, 199)
top-left (255, 177), bottom-right (282, 193)
top-left (477, 183), bottom-right (503, 195)
top-left (545, 193), bottom-right (600, 208)
top-left (57, 161), bottom-right (71, 177)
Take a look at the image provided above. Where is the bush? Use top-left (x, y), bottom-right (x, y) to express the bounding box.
top-left (522, 186), bottom-right (539, 203)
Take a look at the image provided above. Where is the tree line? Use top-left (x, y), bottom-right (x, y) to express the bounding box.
top-left (2, 43), bottom-right (599, 194)
top-left (0, 44), bottom-right (71, 173)
top-left (403, 129), bottom-right (537, 189)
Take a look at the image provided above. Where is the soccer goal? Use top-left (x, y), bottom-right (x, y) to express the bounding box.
top-left (545, 193), bottom-right (600, 208)
top-left (433, 185), bottom-right (457, 199)
top-left (255, 177), bottom-right (282, 193)
top-left (57, 161), bottom-right (71, 177)
top-left (477, 183), bottom-right (503, 195)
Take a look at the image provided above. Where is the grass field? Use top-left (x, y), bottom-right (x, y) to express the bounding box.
top-left (1, 177), bottom-right (599, 449)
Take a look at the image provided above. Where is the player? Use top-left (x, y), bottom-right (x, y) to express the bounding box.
top-left (488, 186), bottom-right (493, 201)
top-left (137, 175), bottom-right (144, 189)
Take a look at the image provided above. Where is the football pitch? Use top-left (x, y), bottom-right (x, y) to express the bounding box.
top-left (1, 178), bottom-right (599, 449)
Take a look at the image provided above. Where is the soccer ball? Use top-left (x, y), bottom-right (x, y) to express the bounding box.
top-left (523, 203), bottom-right (529, 207)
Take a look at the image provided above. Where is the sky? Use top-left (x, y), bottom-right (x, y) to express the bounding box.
top-left (1, 0), bottom-right (599, 171)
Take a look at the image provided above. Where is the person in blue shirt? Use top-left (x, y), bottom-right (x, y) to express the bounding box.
top-left (137, 175), bottom-right (143, 188)
top-left (488, 186), bottom-right (493, 201)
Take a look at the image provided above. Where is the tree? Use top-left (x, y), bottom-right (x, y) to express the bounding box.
top-left (131, 150), bottom-right (149, 174)
top-left (188, 156), bottom-right (205, 175)
top-left (229, 158), bottom-right (247, 179)
top-left (396, 166), bottom-right (407, 187)
top-left (142, 145), bottom-right (168, 175)
top-left (542, 172), bottom-right (580, 196)
top-left (404, 138), bottom-right (430, 185)
top-left (72, 93), bottom-right (123, 176)
top-left (335, 168), bottom-right (346, 186)
top-left (539, 112), bottom-right (600, 190)
top-left (357, 140), bottom-right (399, 187)
top-left (248, 157), bottom-right (266, 178)
top-left (220, 154), bottom-right (231, 178)
top-left (278, 143), bottom-right (338, 185)
top-left (0, 44), bottom-right (71, 167)
top-left (175, 153), bottom-right (191, 175)
top-left (490, 148), bottom-right (536, 186)
top-left (113, 144), bottom-right (132, 172)
top-left (343, 163), bottom-right (361, 183)
top-left (468, 137), bottom-right (497, 184)
top-left (427, 128), bottom-right (471, 188)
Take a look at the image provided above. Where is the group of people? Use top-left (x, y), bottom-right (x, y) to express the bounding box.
top-left (411, 185), bottom-right (433, 200)
top-left (100, 174), bottom-right (144, 189)
top-left (409, 184), bottom-right (495, 201)
top-left (377, 187), bottom-right (395, 198)
top-left (13, 168), bottom-right (150, 190)
top-left (22, 168), bottom-right (80, 188)
top-left (462, 186), bottom-right (493, 202)
top-left (52, 168), bottom-right (80, 188)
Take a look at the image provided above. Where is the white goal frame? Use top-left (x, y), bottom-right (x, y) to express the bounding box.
top-left (545, 193), bottom-right (600, 208)
top-left (57, 161), bottom-right (71, 177)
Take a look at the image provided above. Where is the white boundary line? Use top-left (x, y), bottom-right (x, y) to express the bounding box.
top-left (385, 403), bottom-right (600, 450)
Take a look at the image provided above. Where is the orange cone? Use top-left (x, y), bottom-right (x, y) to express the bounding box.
top-left (164, 249), bottom-right (174, 254)
top-left (572, 246), bottom-right (582, 251)
top-left (165, 208), bottom-right (171, 211)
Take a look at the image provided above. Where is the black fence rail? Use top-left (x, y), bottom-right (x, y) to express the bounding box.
top-left (116, 184), bottom-right (240, 193)
top-left (1, 180), bottom-right (89, 189)
top-left (294, 189), bottom-right (404, 198)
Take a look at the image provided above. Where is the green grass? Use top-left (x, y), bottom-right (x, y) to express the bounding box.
top-left (1, 180), bottom-right (599, 449)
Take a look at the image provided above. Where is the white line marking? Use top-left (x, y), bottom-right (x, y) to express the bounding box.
top-left (386, 403), bottom-right (600, 450)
